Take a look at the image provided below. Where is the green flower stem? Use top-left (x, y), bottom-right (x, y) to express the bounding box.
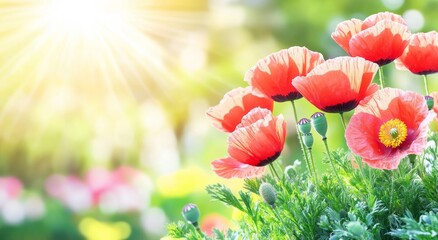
top-left (192, 223), bottom-right (205, 238)
top-left (379, 67), bottom-right (384, 89)
top-left (339, 112), bottom-right (347, 130)
top-left (291, 100), bottom-right (312, 177)
top-left (271, 207), bottom-right (292, 240)
top-left (423, 75), bottom-right (429, 96)
top-left (323, 139), bottom-right (347, 195)
top-left (308, 148), bottom-right (319, 189)
top-left (390, 170), bottom-right (394, 211)
top-left (354, 156), bottom-right (374, 198)
top-left (269, 163), bottom-right (281, 181)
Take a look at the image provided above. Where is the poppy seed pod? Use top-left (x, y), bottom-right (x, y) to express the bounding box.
top-left (311, 112), bottom-right (328, 139)
top-left (297, 118), bottom-right (312, 134)
top-left (425, 96), bottom-right (434, 110)
top-left (302, 133), bottom-right (314, 150)
top-left (182, 203), bottom-right (200, 226)
top-left (259, 182), bottom-right (276, 206)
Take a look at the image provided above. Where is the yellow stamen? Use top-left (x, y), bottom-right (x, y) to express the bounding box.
top-left (378, 119), bottom-right (408, 148)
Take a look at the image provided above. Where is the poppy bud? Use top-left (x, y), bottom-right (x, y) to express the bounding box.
top-left (346, 221), bottom-right (365, 237)
top-left (182, 203), bottom-right (200, 226)
top-left (425, 96), bottom-right (434, 110)
top-left (311, 112), bottom-right (328, 139)
top-left (302, 133), bottom-right (314, 150)
top-left (259, 182), bottom-right (276, 207)
top-left (284, 165), bottom-right (296, 179)
top-left (297, 118), bottom-right (311, 134)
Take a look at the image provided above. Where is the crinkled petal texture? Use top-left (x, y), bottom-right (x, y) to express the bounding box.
top-left (293, 57), bottom-right (379, 113)
top-left (395, 31), bottom-right (438, 75)
top-left (346, 88), bottom-right (436, 170)
top-left (228, 108), bottom-right (286, 167)
top-left (332, 12), bottom-right (410, 66)
top-left (349, 20), bottom-right (410, 66)
top-left (332, 18), bottom-right (363, 55)
top-left (211, 108), bottom-right (285, 179)
top-left (244, 46), bottom-right (324, 102)
top-left (211, 157), bottom-right (266, 179)
top-left (206, 87), bottom-right (273, 132)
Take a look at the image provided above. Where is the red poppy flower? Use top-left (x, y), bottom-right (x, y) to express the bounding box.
top-left (206, 86), bottom-right (273, 132)
top-left (293, 56), bottom-right (379, 113)
top-left (395, 31), bottom-right (438, 75)
top-left (211, 108), bottom-right (286, 178)
top-left (244, 46), bottom-right (324, 102)
top-left (332, 12), bottom-right (410, 66)
top-left (346, 88), bottom-right (436, 170)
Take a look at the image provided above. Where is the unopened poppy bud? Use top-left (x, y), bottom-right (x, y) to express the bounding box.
top-left (311, 112), bottom-right (328, 139)
top-left (297, 118), bottom-right (311, 134)
top-left (425, 96), bottom-right (434, 110)
top-left (302, 133), bottom-right (314, 150)
top-left (182, 203), bottom-right (200, 226)
top-left (346, 221), bottom-right (365, 237)
top-left (284, 165), bottom-right (296, 179)
top-left (259, 182), bottom-right (276, 207)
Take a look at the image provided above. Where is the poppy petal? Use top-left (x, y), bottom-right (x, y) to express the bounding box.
top-left (362, 157), bottom-right (401, 170)
top-left (228, 108), bottom-right (286, 166)
top-left (211, 157), bottom-right (266, 179)
top-left (331, 18), bottom-right (363, 55)
top-left (396, 31), bottom-right (438, 75)
top-left (361, 11), bottom-right (407, 30)
top-left (349, 20), bottom-right (410, 65)
top-left (206, 87), bottom-right (273, 132)
top-left (346, 112), bottom-right (391, 161)
top-left (293, 57), bottom-right (378, 113)
top-left (244, 47), bottom-right (324, 102)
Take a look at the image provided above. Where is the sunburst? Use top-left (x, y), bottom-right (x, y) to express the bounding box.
top-left (0, 0), bottom-right (208, 138)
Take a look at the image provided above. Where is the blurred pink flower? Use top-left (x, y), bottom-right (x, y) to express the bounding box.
top-left (0, 176), bottom-right (22, 200)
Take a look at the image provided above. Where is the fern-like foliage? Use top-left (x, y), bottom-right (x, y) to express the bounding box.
top-left (166, 132), bottom-right (438, 239)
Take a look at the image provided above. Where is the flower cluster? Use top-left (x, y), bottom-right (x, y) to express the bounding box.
top-left (170, 11), bottom-right (438, 240)
top-left (206, 11), bottom-right (438, 175)
top-left (0, 176), bottom-right (45, 225)
top-left (45, 166), bottom-right (153, 213)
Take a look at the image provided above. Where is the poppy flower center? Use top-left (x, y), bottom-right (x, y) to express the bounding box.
top-left (378, 119), bottom-right (408, 148)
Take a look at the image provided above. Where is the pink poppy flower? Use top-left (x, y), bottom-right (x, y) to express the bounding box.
top-left (211, 108), bottom-right (286, 178)
top-left (346, 88), bottom-right (436, 170)
top-left (332, 12), bottom-right (410, 66)
top-left (206, 87), bottom-right (273, 132)
top-left (244, 46), bottom-right (324, 102)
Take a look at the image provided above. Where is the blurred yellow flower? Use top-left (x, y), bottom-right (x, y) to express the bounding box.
top-left (79, 217), bottom-right (131, 240)
top-left (157, 166), bottom-right (244, 197)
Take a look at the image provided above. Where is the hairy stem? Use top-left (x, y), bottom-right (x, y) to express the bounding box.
top-left (308, 148), bottom-right (319, 189)
top-left (269, 163), bottom-right (281, 181)
top-left (323, 139), bottom-right (347, 195)
top-left (291, 100), bottom-right (312, 177)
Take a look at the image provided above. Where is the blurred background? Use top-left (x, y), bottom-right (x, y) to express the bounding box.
top-left (0, 0), bottom-right (437, 239)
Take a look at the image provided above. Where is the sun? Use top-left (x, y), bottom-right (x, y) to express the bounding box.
top-left (42, 0), bottom-right (126, 34)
